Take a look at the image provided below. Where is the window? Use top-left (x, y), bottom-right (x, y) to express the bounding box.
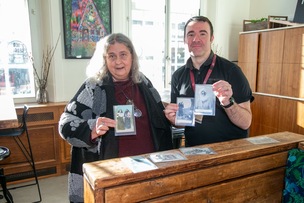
top-left (130, 0), bottom-right (200, 92)
top-left (0, 0), bottom-right (35, 98)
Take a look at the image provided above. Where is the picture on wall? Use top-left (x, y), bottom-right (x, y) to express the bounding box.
top-left (62, 0), bottom-right (111, 59)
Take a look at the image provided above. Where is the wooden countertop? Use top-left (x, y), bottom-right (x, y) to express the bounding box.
top-left (83, 131), bottom-right (304, 189)
top-left (0, 95), bottom-right (18, 129)
top-left (14, 101), bottom-right (68, 109)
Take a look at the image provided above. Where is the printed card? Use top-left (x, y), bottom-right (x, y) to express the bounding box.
top-left (113, 105), bottom-right (136, 136)
top-left (121, 156), bottom-right (158, 173)
top-left (180, 147), bottom-right (216, 155)
top-left (194, 84), bottom-right (216, 116)
top-left (149, 151), bottom-right (187, 163)
top-left (246, 136), bottom-right (280, 144)
top-left (175, 97), bottom-right (195, 126)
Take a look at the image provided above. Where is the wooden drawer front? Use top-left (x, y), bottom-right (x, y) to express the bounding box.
top-left (104, 152), bottom-right (287, 203)
top-left (146, 168), bottom-right (285, 203)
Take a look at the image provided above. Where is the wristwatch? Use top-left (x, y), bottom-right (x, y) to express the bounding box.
top-left (221, 97), bottom-right (235, 109)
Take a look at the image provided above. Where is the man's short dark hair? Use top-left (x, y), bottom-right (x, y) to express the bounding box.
top-left (184, 16), bottom-right (214, 39)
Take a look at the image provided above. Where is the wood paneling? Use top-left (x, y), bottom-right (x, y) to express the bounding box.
top-left (238, 33), bottom-right (259, 92)
top-left (239, 26), bottom-right (304, 137)
top-left (0, 102), bottom-right (69, 183)
top-left (279, 99), bottom-right (298, 133)
top-left (238, 33), bottom-right (259, 63)
top-left (258, 30), bottom-right (285, 63)
top-left (238, 62), bottom-right (257, 92)
top-left (250, 93), bottom-right (304, 136)
top-left (257, 63), bottom-right (282, 94)
top-left (280, 63), bottom-right (304, 98)
top-left (250, 94), bottom-right (280, 136)
top-left (283, 27), bottom-right (304, 64)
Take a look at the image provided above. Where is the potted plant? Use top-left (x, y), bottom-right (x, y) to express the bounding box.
top-left (243, 17), bottom-right (268, 31)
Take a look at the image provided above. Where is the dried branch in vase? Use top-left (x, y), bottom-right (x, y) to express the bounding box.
top-left (30, 33), bottom-right (61, 90)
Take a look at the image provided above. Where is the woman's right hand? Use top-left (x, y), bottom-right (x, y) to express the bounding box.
top-left (91, 117), bottom-right (116, 140)
top-left (163, 103), bottom-right (178, 125)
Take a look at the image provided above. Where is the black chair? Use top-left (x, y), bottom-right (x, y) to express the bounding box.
top-left (0, 146), bottom-right (13, 203)
top-left (0, 105), bottom-right (42, 202)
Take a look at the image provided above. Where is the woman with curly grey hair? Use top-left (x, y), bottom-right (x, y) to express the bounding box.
top-left (59, 33), bottom-right (173, 203)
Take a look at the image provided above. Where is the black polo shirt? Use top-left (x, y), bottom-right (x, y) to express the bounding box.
top-left (171, 52), bottom-right (253, 146)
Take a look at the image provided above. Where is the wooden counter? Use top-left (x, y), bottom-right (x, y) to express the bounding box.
top-left (83, 131), bottom-right (304, 203)
top-left (0, 95), bottom-right (18, 129)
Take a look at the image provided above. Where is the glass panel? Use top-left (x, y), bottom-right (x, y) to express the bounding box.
top-left (168, 0), bottom-right (200, 87)
top-left (131, 0), bottom-right (166, 92)
top-left (0, 0), bottom-right (35, 97)
top-left (130, 0), bottom-right (200, 92)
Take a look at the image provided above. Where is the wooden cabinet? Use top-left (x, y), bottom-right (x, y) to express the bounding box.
top-left (258, 30), bottom-right (285, 63)
top-left (0, 102), bottom-right (70, 183)
top-left (238, 26), bottom-right (304, 136)
top-left (238, 32), bottom-right (259, 91)
top-left (283, 27), bottom-right (304, 64)
top-left (250, 94), bottom-right (304, 137)
top-left (83, 132), bottom-right (304, 203)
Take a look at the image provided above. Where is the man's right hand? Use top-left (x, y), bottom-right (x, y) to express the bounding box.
top-left (163, 103), bottom-right (178, 125)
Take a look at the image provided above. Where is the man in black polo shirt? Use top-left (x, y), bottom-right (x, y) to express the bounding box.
top-left (164, 16), bottom-right (253, 147)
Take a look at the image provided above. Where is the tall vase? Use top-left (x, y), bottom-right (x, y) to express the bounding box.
top-left (36, 87), bottom-right (48, 104)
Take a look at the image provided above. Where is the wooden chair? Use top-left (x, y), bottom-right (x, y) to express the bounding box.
top-left (0, 105), bottom-right (42, 202)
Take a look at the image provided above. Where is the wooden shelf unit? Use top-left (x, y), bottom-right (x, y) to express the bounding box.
top-left (238, 25), bottom-right (304, 136)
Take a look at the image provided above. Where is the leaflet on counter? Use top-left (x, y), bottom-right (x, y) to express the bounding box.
top-left (121, 156), bottom-right (158, 173)
top-left (149, 151), bottom-right (187, 163)
top-left (179, 147), bottom-right (216, 155)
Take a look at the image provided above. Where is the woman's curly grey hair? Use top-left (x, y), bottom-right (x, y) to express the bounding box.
top-left (86, 33), bottom-right (141, 83)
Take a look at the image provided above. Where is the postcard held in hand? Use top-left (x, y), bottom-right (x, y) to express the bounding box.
top-left (175, 97), bottom-right (195, 126)
top-left (113, 105), bottom-right (136, 136)
top-left (194, 84), bottom-right (216, 116)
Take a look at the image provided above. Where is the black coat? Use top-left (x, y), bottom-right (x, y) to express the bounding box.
top-left (58, 73), bottom-right (173, 202)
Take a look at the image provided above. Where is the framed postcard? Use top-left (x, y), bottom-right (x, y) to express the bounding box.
top-left (175, 97), bottom-right (195, 126)
top-left (62, 0), bottom-right (111, 59)
top-left (113, 105), bottom-right (136, 136)
top-left (194, 84), bottom-right (216, 116)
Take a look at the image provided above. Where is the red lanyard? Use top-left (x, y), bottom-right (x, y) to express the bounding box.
top-left (190, 54), bottom-right (217, 91)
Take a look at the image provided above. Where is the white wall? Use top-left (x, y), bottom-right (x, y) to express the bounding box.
top-left (204, 0), bottom-right (251, 60)
top-left (26, 0), bottom-right (299, 103)
top-left (249, 0), bottom-right (297, 21)
top-left (203, 0), bottom-right (297, 61)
